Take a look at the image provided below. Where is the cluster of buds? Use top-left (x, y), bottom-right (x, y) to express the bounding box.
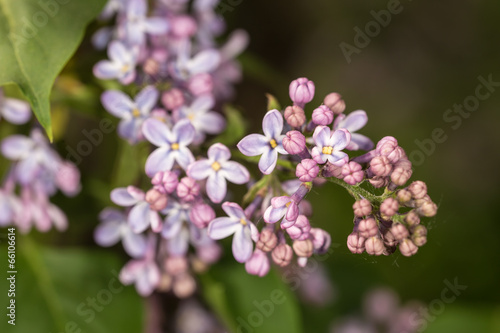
top-left (93, 0), bottom-right (249, 297)
top-left (0, 89), bottom-right (81, 233)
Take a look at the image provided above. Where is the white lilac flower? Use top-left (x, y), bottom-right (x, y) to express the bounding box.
top-left (142, 118), bottom-right (196, 176)
top-left (169, 40), bottom-right (221, 81)
top-left (174, 95), bottom-right (226, 144)
top-left (110, 186), bottom-right (163, 233)
top-left (123, 0), bottom-right (169, 46)
top-left (333, 110), bottom-right (374, 151)
top-left (187, 143), bottom-right (249, 203)
top-left (208, 202), bottom-right (258, 263)
top-left (93, 40), bottom-right (138, 84)
top-left (101, 85), bottom-right (159, 144)
top-left (94, 208), bottom-right (147, 258)
top-left (311, 126), bottom-right (351, 166)
top-left (237, 109), bottom-right (288, 174)
top-left (0, 91), bottom-right (31, 125)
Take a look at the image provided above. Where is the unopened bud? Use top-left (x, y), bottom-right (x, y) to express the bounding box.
top-left (271, 244), bottom-right (293, 267)
top-left (405, 210), bottom-right (420, 226)
top-left (312, 105), bottom-right (334, 125)
top-left (369, 176), bottom-right (388, 188)
top-left (289, 77), bottom-right (315, 106)
top-left (380, 198), bottom-right (399, 217)
top-left (370, 156), bottom-right (392, 177)
top-left (164, 256), bottom-right (188, 276)
top-left (162, 88), bottom-right (185, 110)
top-left (283, 130), bottom-right (306, 155)
top-left (177, 177), bottom-right (200, 201)
top-left (391, 167), bottom-right (412, 186)
top-left (286, 215), bottom-right (311, 240)
top-left (365, 236), bottom-right (385, 256)
top-left (353, 199), bottom-right (372, 217)
top-left (309, 228), bottom-right (331, 254)
top-left (296, 159), bottom-right (319, 182)
top-left (284, 105), bottom-right (306, 127)
top-left (256, 228), bottom-right (278, 252)
top-left (152, 171), bottom-right (179, 194)
top-left (347, 232), bottom-right (365, 254)
top-left (146, 188), bottom-right (168, 211)
top-left (245, 249), bottom-right (270, 277)
top-left (358, 217), bottom-right (378, 238)
top-left (293, 239), bottom-right (314, 257)
top-left (417, 200), bottom-right (437, 217)
top-left (390, 223), bottom-right (409, 241)
top-left (189, 203), bottom-right (215, 229)
top-left (323, 92), bottom-right (345, 114)
top-left (173, 273), bottom-right (196, 298)
top-left (397, 189), bottom-right (412, 203)
top-left (399, 239), bottom-right (418, 257)
top-left (408, 181), bottom-right (427, 199)
top-left (342, 161), bottom-right (364, 185)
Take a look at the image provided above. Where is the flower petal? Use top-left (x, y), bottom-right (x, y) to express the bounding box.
top-left (207, 143), bottom-right (231, 162)
top-left (142, 118), bottom-right (172, 146)
top-left (93, 60), bottom-right (121, 80)
top-left (101, 90), bottom-right (134, 118)
top-left (94, 220), bottom-right (122, 246)
top-left (2, 98), bottom-right (31, 124)
top-left (312, 125), bottom-right (331, 148)
top-left (237, 134), bottom-right (268, 156)
top-left (174, 147), bottom-right (195, 170)
top-left (197, 111), bottom-right (226, 134)
top-left (263, 205), bottom-right (286, 224)
top-left (143, 17), bottom-right (169, 35)
top-left (16, 156), bottom-right (39, 185)
top-left (187, 159), bottom-right (213, 180)
top-left (128, 202), bottom-right (151, 233)
top-left (173, 119), bottom-right (195, 146)
top-left (118, 118), bottom-right (143, 143)
top-left (191, 94), bottom-right (214, 111)
top-left (331, 128), bottom-right (351, 150)
top-left (186, 49), bottom-right (221, 75)
top-left (111, 188), bottom-right (139, 206)
top-left (167, 226), bottom-right (190, 256)
top-left (348, 133), bottom-right (374, 151)
top-left (338, 110), bottom-right (368, 132)
top-left (1, 135), bottom-right (34, 160)
top-left (262, 109), bottom-right (283, 139)
top-left (221, 202), bottom-right (246, 220)
top-left (232, 226), bottom-right (253, 263)
top-left (122, 230), bottom-right (147, 258)
top-left (206, 171), bottom-right (227, 203)
top-left (220, 161), bottom-right (249, 184)
top-left (162, 209), bottom-right (183, 239)
top-left (258, 147), bottom-right (277, 174)
top-left (208, 217), bottom-right (239, 240)
top-left (145, 146), bottom-right (174, 177)
top-left (135, 86), bottom-right (158, 114)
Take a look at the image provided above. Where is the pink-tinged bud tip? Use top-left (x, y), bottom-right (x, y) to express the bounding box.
top-left (271, 244), bottom-right (293, 267)
top-left (312, 105), bottom-right (334, 125)
top-left (189, 203), bottom-right (215, 229)
top-left (283, 130), bottom-right (306, 155)
top-left (353, 199), bottom-right (372, 217)
top-left (284, 105), bottom-right (306, 128)
top-left (296, 159), bottom-right (319, 182)
top-left (146, 188), bottom-right (168, 211)
top-left (323, 93), bottom-right (345, 114)
top-left (289, 77), bottom-right (315, 106)
top-left (176, 177), bottom-right (200, 202)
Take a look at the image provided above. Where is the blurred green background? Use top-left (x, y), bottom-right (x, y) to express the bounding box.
top-left (1, 0), bottom-right (500, 332)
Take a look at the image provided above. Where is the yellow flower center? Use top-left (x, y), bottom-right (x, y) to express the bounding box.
top-left (132, 108), bottom-right (141, 117)
top-left (286, 201), bottom-right (291, 208)
top-left (322, 146), bottom-right (333, 155)
top-left (121, 64), bottom-right (130, 73)
top-left (187, 113), bottom-right (195, 121)
top-left (240, 218), bottom-right (247, 225)
top-left (211, 161), bottom-right (221, 171)
top-left (171, 143), bottom-right (180, 150)
top-left (269, 139), bottom-right (278, 149)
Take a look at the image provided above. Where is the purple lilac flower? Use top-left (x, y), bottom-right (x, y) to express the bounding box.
top-left (101, 85), bottom-right (159, 143)
top-left (208, 202), bottom-right (258, 263)
top-left (99, 0), bottom-right (127, 20)
top-left (187, 143), bottom-right (249, 203)
top-left (263, 196), bottom-right (299, 228)
top-left (237, 109), bottom-right (288, 174)
top-left (93, 40), bottom-right (138, 84)
top-left (161, 198), bottom-right (201, 255)
top-left (110, 186), bottom-right (163, 233)
top-left (123, 0), bottom-right (169, 46)
top-left (0, 190), bottom-right (21, 227)
top-left (174, 95), bottom-right (226, 144)
top-left (333, 110), bottom-right (374, 151)
top-left (169, 41), bottom-right (221, 81)
top-left (0, 92), bottom-right (31, 125)
top-left (94, 208), bottom-right (147, 258)
top-left (311, 126), bottom-right (351, 166)
top-left (142, 118), bottom-right (195, 176)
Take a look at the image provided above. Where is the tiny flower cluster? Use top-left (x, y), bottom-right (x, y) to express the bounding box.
top-left (93, 0), bottom-right (249, 297)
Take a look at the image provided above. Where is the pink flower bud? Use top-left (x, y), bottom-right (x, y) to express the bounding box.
top-left (143, 58), bottom-right (159, 76)
top-left (397, 189), bottom-right (412, 203)
top-left (358, 217), bottom-right (378, 238)
top-left (417, 200), bottom-right (437, 217)
top-left (256, 228), bottom-right (278, 252)
top-left (347, 232), bottom-right (365, 254)
top-left (411, 225), bottom-right (427, 246)
top-left (245, 249), bottom-right (270, 277)
top-left (196, 242), bottom-right (222, 264)
top-left (408, 181), bottom-right (427, 199)
top-left (399, 239), bottom-right (418, 257)
top-left (376, 136), bottom-right (398, 153)
top-left (394, 158), bottom-right (412, 171)
top-left (342, 161), bottom-right (364, 185)
top-left (146, 188), bottom-right (168, 211)
top-left (271, 244), bottom-right (293, 267)
top-left (284, 105), bottom-right (306, 128)
top-left (370, 156), bottom-right (392, 177)
top-left (310, 228), bottom-right (331, 254)
top-left (162, 88), bottom-right (185, 110)
top-left (390, 223), bottom-right (409, 241)
top-left (322, 162), bottom-right (344, 178)
top-left (369, 176), bottom-right (388, 188)
top-left (391, 167), bottom-right (412, 186)
top-left (173, 273), bottom-right (196, 298)
top-left (152, 171), bottom-right (179, 194)
top-left (164, 256), bottom-right (188, 276)
top-left (177, 177), bottom-right (200, 201)
top-left (286, 215), bottom-right (311, 240)
top-left (289, 77), bottom-right (315, 106)
top-left (382, 228), bottom-right (397, 247)
top-left (380, 198), bottom-right (399, 217)
top-left (353, 199), bottom-right (372, 217)
top-left (405, 210), bottom-right (420, 226)
top-left (293, 239), bottom-right (314, 257)
top-left (323, 92), bottom-right (345, 114)
top-left (365, 236), bottom-right (385, 255)
top-left (56, 162), bottom-right (81, 197)
top-left (296, 159), bottom-right (319, 182)
top-left (170, 15), bottom-right (197, 38)
top-left (189, 203), bottom-right (215, 229)
top-left (312, 105), bottom-right (334, 125)
top-left (187, 73), bottom-right (213, 96)
top-left (364, 288), bottom-right (399, 323)
top-left (283, 130), bottom-right (306, 155)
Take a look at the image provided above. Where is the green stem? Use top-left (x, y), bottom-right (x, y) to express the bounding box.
top-left (325, 176), bottom-right (381, 202)
top-left (20, 236), bottom-right (66, 332)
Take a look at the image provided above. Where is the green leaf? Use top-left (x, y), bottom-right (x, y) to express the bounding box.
top-left (200, 264), bottom-right (303, 333)
top-left (266, 93), bottom-right (281, 111)
top-left (211, 104), bottom-right (247, 146)
top-left (0, 0), bottom-right (107, 140)
top-left (0, 236), bottom-right (144, 332)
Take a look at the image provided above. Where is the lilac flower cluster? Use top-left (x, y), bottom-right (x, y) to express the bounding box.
top-left (0, 93), bottom-right (81, 232)
top-left (92, 0), bottom-right (249, 297)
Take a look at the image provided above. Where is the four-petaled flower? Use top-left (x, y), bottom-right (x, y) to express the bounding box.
top-left (333, 110), bottom-right (373, 151)
top-left (311, 126), bottom-right (351, 166)
top-left (101, 85), bottom-right (159, 144)
top-left (0, 92), bottom-right (31, 125)
top-left (93, 41), bottom-right (138, 84)
top-left (142, 118), bottom-right (196, 176)
top-left (237, 109), bottom-right (288, 174)
top-left (110, 186), bottom-right (162, 233)
top-left (263, 196), bottom-right (299, 228)
top-left (187, 143), bottom-right (249, 203)
top-left (123, 0), bottom-right (169, 46)
top-left (208, 202), bottom-right (258, 263)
